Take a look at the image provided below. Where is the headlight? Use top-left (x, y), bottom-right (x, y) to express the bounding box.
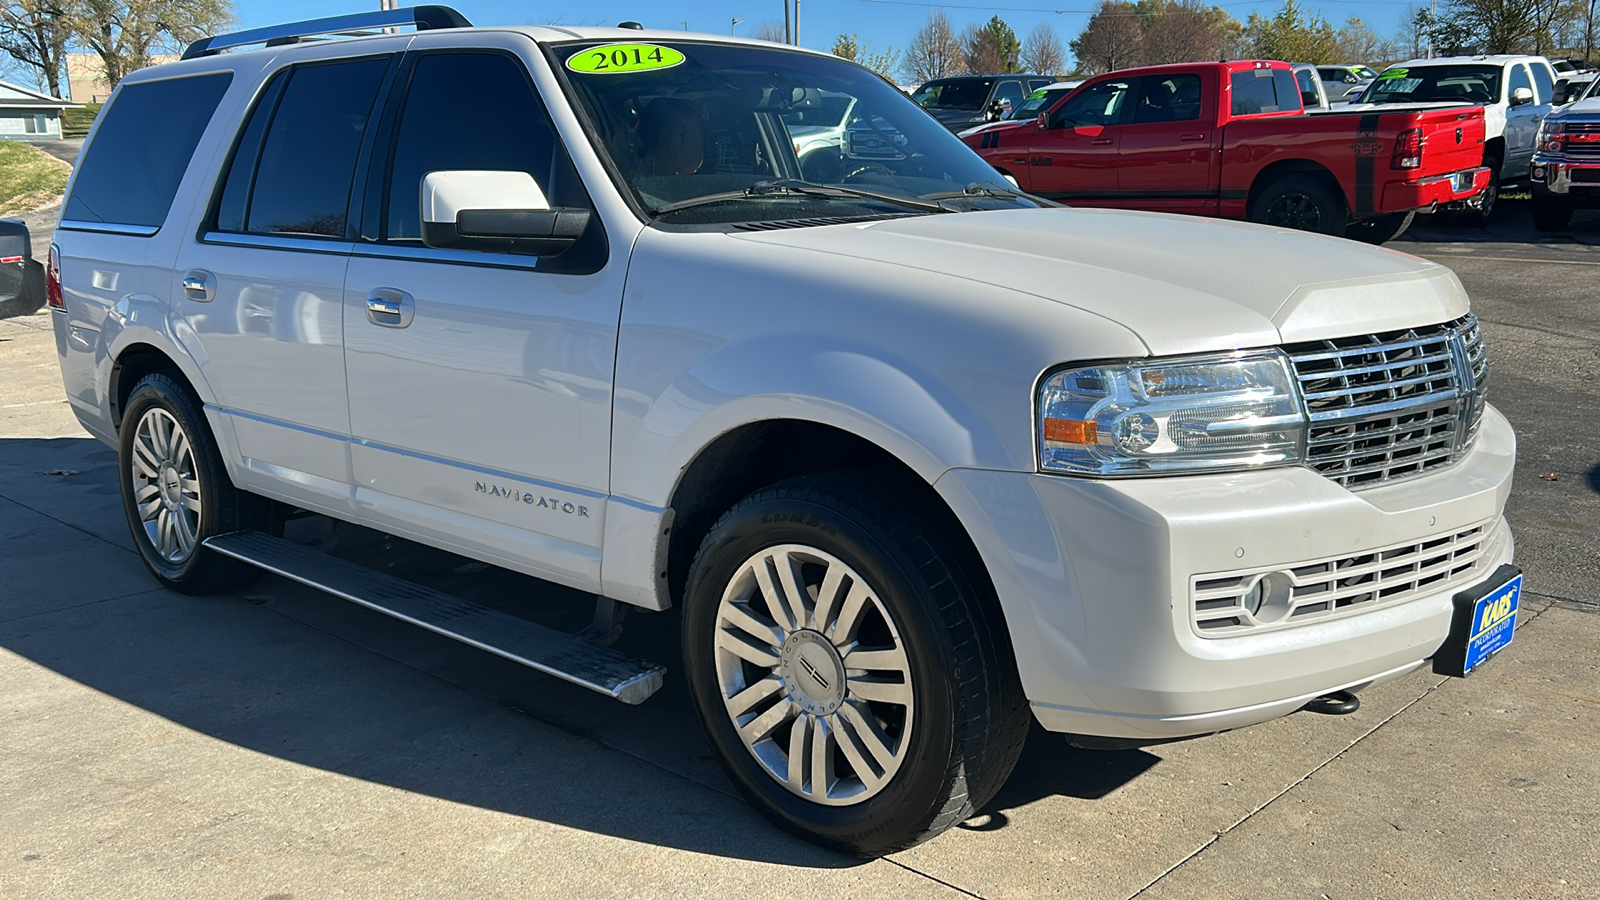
top-left (1537, 120), bottom-right (1565, 152)
top-left (1037, 350), bottom-right (1306, 476)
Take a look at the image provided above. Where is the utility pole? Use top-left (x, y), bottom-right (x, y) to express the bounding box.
top-left (731, 16), bottom-right (743, 35)
top-left (1428, 0), bottom-right (1436, 59)
top-left (794, 0), bottom-right (801, 44)
top-left (783, 0), bottom-right (791, 45)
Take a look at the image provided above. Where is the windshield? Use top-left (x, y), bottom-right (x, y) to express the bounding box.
top-left (1360, 65), bottom-right (1502, 104)
top-left (1010, 88), bottom-right (1070, 120)
top-left (912, 78), bottom-right (995, 111)
top-left (554, 42), bottom-right (1035, 225)
top-left (1354, 66), bottom-right (1379, 80)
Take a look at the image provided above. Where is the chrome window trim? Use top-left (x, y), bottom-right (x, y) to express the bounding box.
top-left (58, 220), bottom-right (161, 237)
top-left (201, 231), bottom-right (355, 255)
top-left (351, 243), bottom-right (546, 271)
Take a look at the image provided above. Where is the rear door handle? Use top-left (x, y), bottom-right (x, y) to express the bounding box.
top-left (365, 288), bottom-right (414, 328)
top-left (181, 269), bottom-right (215, 303)
top-left (1091, 138), bottom-right (1114, 146)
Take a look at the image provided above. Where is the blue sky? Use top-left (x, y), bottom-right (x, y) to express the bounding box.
top-left (231, 0), bottom-right (1425, 63)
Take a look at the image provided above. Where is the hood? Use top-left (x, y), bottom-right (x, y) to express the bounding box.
top-left (926, 107), bottom-right (988, 129)
top-left (1549, 96), bottom-right (1600, 120)
top-left (730, 208), bottom-right (1468, 356)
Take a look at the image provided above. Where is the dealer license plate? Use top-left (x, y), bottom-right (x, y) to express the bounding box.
top-left (1434, 565), bottom-right (1522, 677)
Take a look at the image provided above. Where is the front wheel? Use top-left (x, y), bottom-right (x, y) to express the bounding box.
top-left (1532, 196), bottom-right (1573, 231)
top-left (1250, 175), bottom-right (1346, 236)
top-left (682, 474), bottom-right (1028, 857)
top-left (1344, 210), bottom-right (1416, 244)
top-left (118, 373), bottom-right (281, 594)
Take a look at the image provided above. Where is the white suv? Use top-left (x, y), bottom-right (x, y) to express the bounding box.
top-left (48, 8), bottom-right (1521, 856)
top-left (1354, 55), bottom-right (1560, 219)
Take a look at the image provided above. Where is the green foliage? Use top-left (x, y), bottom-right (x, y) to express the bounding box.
top-left (1245, 0), bottom-right (1338, 63)
top-left (61, 100), bottom-right (100, 138)
top-left (833, 32), bottom-right (901, 78)
top-left (0, 139), bottom-right (70, 216)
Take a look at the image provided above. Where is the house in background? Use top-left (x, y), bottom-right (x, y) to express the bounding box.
top-left (67, 52), bottom-right (179, 103)
top-left (0, 80), bottom-right (78, 140)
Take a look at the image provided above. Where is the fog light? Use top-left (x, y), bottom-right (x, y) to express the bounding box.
top-left (1243, 572), bottom-right (1293, 624)
top-left (1532, 165), bottom-right (1546, 182)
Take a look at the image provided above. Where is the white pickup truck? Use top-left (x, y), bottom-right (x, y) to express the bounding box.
top-left (1352, 54), bottom-right (1560, 219)
top-left (48, 8), bottom-right (1520, 856)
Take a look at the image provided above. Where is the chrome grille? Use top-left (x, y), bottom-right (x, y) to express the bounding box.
top-left (1286, 315), bottom-right (1486, 489)
top-left (1191, 519), bottom-right (1502, 635)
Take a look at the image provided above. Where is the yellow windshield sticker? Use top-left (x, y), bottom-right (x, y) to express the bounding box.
top-left (567, 44), bottom-right (686, 75)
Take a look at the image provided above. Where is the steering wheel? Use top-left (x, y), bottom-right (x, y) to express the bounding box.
top-left (842, 162), bottom-right (895, 183)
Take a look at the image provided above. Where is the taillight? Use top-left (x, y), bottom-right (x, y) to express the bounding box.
top-left (46, 243), bottom-right (63, 310)
top-left (1391, 128), bottom-right (1423, 170)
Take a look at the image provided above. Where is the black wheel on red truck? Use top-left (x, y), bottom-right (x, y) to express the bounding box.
top-left (1251, 175), bottom-right (1346, 236)
top-left (1532, 197), bottom-right (1573, 231)
top-left (1344, 210), bottom-right (1416, 244)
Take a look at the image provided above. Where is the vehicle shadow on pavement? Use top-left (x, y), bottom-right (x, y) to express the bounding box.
top-left (0, 437), bottom-right (1154, 860)
top-left (1399, 196), bottom-right (1600, 246)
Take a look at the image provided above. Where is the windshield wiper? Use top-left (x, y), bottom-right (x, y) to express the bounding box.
top-left (917, 182), bottom-right (1065, 208)
top-left (652, 180), bottom-right (951, 216)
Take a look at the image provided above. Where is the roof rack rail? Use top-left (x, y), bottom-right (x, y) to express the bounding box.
top-left (182, 5), bottom-right (472, 60)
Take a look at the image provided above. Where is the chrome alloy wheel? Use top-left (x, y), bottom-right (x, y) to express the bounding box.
top-left (713, 544), bottom-right (914, 806)
top-left (129, 407), bottom-right (202, 563)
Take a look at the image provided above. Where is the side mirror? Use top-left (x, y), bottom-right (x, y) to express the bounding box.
top-left (420, 170), bottom-right (590, 257)
top-left (1555, 78), bottom-right (1571, 103)
top-left (1036, 111), bottom-right (1049, 129)
top-left (1511, 86), bottom-right (1535, 106)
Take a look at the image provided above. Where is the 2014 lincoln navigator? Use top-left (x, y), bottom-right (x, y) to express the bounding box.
top-left (48, 6), bottom-right (1520, 857)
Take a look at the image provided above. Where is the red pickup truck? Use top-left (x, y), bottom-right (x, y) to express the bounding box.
top-left (964, 60), bottom-right (1489, 242)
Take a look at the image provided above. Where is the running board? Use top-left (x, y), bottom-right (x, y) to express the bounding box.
top-left (204, 531), bottom-right (665, 704)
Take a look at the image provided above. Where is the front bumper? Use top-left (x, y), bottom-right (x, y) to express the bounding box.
top-left (1382, 166), bottom-right (1490, 212)
top-left (1530, 154), bottom-right (1600, 198)
top-left (935, 404), bottom-right (1516, 739)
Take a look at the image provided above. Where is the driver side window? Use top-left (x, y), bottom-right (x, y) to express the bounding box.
top-left (1050, 80), bottom-right (1131, 128)
top-left (1508, 64), bottom-right (1532, 102)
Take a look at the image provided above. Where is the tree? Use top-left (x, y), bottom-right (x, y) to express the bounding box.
top-left (831, 32), bottom-right (900, 78)
top-left (752, 20), bottom-right (787, 42)
top-left (903, 9), bottom-right (963, 82)
top-left (69, 0), bottom-right (233, 89)
top-left (1139, 1), bottom-right (1232, 66)
top-left (1245, 0), bottom-right (1338, 63)
top-left (1071, 1), bottom-right (1144, 74)
top-left (962, 15), bottom-right (1020, 73)
top-left (1444, 0), bottom-right (1538, 53)
top-left (1335, 16), bottom-right (1383, 62)
top-left (1020, 23), bottom-right (1066, 74)
top-left (0, 0), bottom-right (70, 97)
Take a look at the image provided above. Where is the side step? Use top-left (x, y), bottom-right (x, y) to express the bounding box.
top-left (204, 531), bottom-right (665, 704)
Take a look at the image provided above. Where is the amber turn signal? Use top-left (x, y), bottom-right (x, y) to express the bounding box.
top-left (1043, 417), bottom-right (1097, 444)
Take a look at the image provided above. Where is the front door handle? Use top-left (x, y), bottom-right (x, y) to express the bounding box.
top-left (1178, 132), bottom-right (1207, 142)
top-left (365, 288), bottom-right (414, 328)
top-left (181, 269), bottom-right (215, 302)
top-left (1091, 138), bottom-right (1114, 146)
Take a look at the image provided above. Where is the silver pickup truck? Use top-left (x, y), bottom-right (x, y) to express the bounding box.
top-left (1531, 96), bottom-right (1600, 229)
top-left (48, 7), bottom-right (1520, 857)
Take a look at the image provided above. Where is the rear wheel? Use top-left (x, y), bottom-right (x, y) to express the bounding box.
top-left (1251, 175), bottom-right (1346, 236)
top-left (1344, 210), bottom-right (1416, 244)
top-left (1532, 195), bottom-right (1574, 231)
top-left (682, 474), bottom-right (1028, 857)
top-left (1459, 158), bottom-right (1500, 223)
top-left (118, 373), bottom-right (282, 594)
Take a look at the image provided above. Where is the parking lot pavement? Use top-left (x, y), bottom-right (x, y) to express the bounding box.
top-left (2, 198), bottom-right (1596, 898)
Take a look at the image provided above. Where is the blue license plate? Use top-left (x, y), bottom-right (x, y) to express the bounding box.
top-left (1434, 565), bottom-right (1522, 678)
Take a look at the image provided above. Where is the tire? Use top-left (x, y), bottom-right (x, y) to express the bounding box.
top-left (1532, 196), bottom-right (1573, 231)
top-left (682, 473), bottom-right (1028, 857)
top-left (118, 372), bottom-right (281, 594)
top-left (1344, 209), bottom-right (1416, 244)
top-left (1250, 175), bottom-right (1346, 236)
top-left (1459, 159), bottom-right (1500, 224)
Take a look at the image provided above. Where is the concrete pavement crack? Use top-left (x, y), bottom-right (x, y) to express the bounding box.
top-left (883, 857), bottom-right (986, 898)
top-left (1127, 598), bottom-right (1563, 900)
top-left (0, 491), bottom-right (135, 557)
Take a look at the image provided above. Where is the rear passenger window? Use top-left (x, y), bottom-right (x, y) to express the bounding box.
top-left (217, 56), bottom-right (389, 238)
top-left (1230, 68), bottom-right (1298, 115)
top-left (1135, 74), bottom-right (1201, 123)
top-left (1529, 63), bottom-right (1555, 103)
top-left (383, 52), bottom-right (564, 241)
top-left (64, 73), bottom-right (231, 230)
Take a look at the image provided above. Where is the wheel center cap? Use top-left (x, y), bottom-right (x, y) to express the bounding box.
top-left (779, 630), bottom-right (846, 715)
top-left (158, 465), bottom-right (182, 507)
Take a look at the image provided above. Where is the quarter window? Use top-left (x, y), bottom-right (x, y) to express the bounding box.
top-left (64, 73), bottom-right (232, 229)
top-left (383, 52), bottom-right (564, 241)
top-left (218, 57), bottom-right (390, 238)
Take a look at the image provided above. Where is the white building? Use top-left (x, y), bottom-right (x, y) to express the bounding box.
top-left (0, 80), bottom-right (78, 141)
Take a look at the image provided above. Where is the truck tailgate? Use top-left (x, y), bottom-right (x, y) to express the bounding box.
top-left (1408, 105), bottom-right (1487, 174)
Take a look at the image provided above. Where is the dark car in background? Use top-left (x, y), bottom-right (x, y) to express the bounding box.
top-left (911, 74), bottom-right (1056, 131)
